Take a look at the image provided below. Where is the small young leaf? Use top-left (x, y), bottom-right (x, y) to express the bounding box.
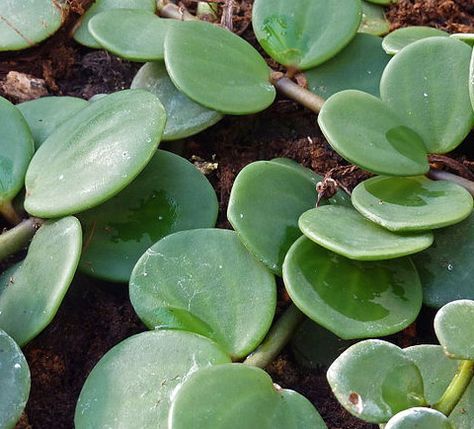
top-left (358, 1), bottom-right (390, 36)
top-left (0, 217), bottom-right (82, 346)
top-left (382, 26), bottom-right (448, 55)
top-left (0, 330), bottom-right (30, 429)
top-left (283, 237), bottom-right (422, 339)
top-left (352, 176), bottom-right (473, 232)
top-left (169, 364), bottom-right (327, 429)
top-left (164, 20), bottom-right (275, 115)
top-left (75, 330), bottom-right (230, 429)
top-left (434, 300), bottom-right (474, 360)
top-left (327, 340), bottom-right (425, 423)
top-left (130, 229), bottom-right (276, 359)
top-left (385, 408), bottom-right (453, 429)
top-left (252, 0), bottom-right (362, 70)
top-left (131, 62), bottom-right (223, 140)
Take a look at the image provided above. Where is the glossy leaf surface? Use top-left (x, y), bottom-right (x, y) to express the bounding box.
top-left (79, 150), bottom-right (218, 282)
top-left (380, 37), bottom-right (474, 153)
top-left (283, 236), bottom-right (422, 339)
top-left (0, 217), bottom-right (82, 346)
top-left (306, 34), bottom-right (390, 98)
top-left (164, 20), bottom-right (275, 114)
top-left (0, 330), bottom-right (30, 429)
top-left (358, 1), bottom-right (389, 36)
top-left (0, 0), bottom-right (65, 51)
top-left (328, 340), bottom-right (425, 423)
top-left (382, 26), bottom-right (448, 55)
top-left (131, 62), bottom-right (223, 140)
top-left (73, 0), bottom-right (156, 48)
top-left (434, 300), bottom-right (474, 360)
top-left (75, 330), bottom-right (230, 429)
top-left (299, 205), bottom-right (433, 260)
top-left (385, 408), bottom-right (453, 429)
top-left (227, 160), bottom-right (318, 275)
top-left (24, 90), bottom-right (166, 218)
top-left (352, 176), bottom-right (473, 232)
top-left (169, 363), bottom-right (327, 429)
top-left (89, 10), bottom-right (171, 61)
top-left (318, 90), bottom-right (429, 176)
top-left (130, 229), bottom-right (276, 359)
top-left (413, 212), bottom-right (474, 308)
top-left (17, 96), bottom-right (88, 148)
top-left (0, 97), bottom-right (34, 206)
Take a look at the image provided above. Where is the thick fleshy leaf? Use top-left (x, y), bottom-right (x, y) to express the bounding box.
top-left (299, 205), bottom-right (433, 260)
top-left (0, 97), bottom-right (34, 207)
top-left (306, 34), bottom-right (390, 98)
top-left (318, 90), bottom-right (429, 176)
top-left (169, 363), bottom-right (327, 429)
top-left (73, 0), bottom-right (156, 48)
top-left (434, 300), bottom-right (474, 360)
top-left (365, 0), bottom-right (392, 4)
top-left (130, 229), bottom-right (276, 359)
top-left (131, 62), bottom-right (223, 140)
top-left (450, 374), bottom-right (474, 427)
top-left (164, 20), bottom-right (275, 115)
top-left (0, 217), bottom-right (82, 346)
top-left (0, 0), bottom-right (65, 51)
top-left (24, 90), bottom-right (166, 218)
top-left (283, 236), bottom-right (422, 339)
top-left (17, 96), bottom-right (88, 148)
top-left (227, 160), bottom-right (318, 275)
top-left (413, 212), bottom-right (474, 308)
top-left (382, 26), bottom-right (448, 55)
top-left (0, 330), bottom-right (30, 429)
top-left (352, 176), bottom-right (473, 232)
top-left (471, 49), bottom-right (474, 110)
top-left (358, 1), bottom-right (389, 36)
top-left (451, 33), bottom-right (474, 46)
top-left (79, 150), bottom-right (218, 282)
top-left (327, 340), bottom-right (425, 423)
top-left (252, 0), bottom-right (361, 70)
top-left (75, 330), bottom-right (230, 429)
top-left (380, 37), bottom-right (474, 153)
top-left (89, 10), bottom-right (171, 61)
top-left (386, 408), bottom-right (453, 429)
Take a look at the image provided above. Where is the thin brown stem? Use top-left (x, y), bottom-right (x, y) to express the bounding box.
top-left (428, 169), bottom-right (474, 197)
top-left (0, 200), bottom-right (22, 225)
top-left (157, 1), bottom-right (199, 20)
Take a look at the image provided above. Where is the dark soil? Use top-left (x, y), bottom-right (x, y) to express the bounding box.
top-left (0, 1), bottom-right (471, 428)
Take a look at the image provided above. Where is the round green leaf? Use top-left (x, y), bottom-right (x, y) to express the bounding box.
top-left (227, 160), bottom-right (318, 275)
top-left (79, 150), bottom-right (218, 283)
top-left (89, 10), bottom-right (171, 61)
top-left (352, 176), bottom-right (473, 232)
top-left (252, 0), bottom-right (362, 70)
top-left (130, 229), bottom-right (276, 359)
top-left (164, 20), bottom-right (275, 115)
top-left (0, 0), bottom-right (65, 51)
top-left (386, 408), bottom-right (453, 429)
top-left (413, 212), bottom-right (474, 308)
top-left (0, 97), bottom-right (34, 207)
top-left (73, 0), bottom-right (156, 48)
top-left (24, 89), bottom-right (166, 218)
top-left (0, 217), bottom-right (82, 346)
top-left (299, 205), bottom-right (433, 260)
top-left (471, 48), bottom-right (474, 111)
top-left (359, 1), bottom-right (390, 36)
top-left (17, 96), bottom-right (88, 148)
top-left (380, 37), bottom-right (474, 153)
top-left (283, 236), bottom-right (422, 339)
top-left (75, 330), bottom-right (230, 429)
top-left (318, 90), bottom-right (429, 176)
top-left (169, 363), bottom-right (327, 429)
top-left (131, 62), bottom-right (223, 140)
top-left (434, 300), bottom-right (474, 360)
top-left (0, 330), bottom-right (30, 429)
top-left (451, 33), bottom-right (474, 46)
top-left (327, 340), bottom-right (425, 423)
top-left (382, 26), bottom-right (448, 55)
top-left (306, 34), bottom-right (390, 98)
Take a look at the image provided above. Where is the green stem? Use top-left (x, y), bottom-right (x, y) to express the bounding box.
top-left (434, 360), bottom-right (474, 416)
top-left (243, 304), bottom-right (306, 368)
top-left (0, 200), bottom-right (22, 225)
top-left (0, 217), bottom-right (43, 262)
top-left (428, 169), bottom-right (474, 197)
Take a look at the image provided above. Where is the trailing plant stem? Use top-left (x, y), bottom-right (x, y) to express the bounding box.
top-left (243, 304), bottom-right (306, 369)
top-left (434, 360), bottom-right (474, 416)
top-left (0, 201), bottom-right (22, 225)
top-left (428, 169), bottom-right (474, 197)
top-left (0, 217), bottom-right (44, 262)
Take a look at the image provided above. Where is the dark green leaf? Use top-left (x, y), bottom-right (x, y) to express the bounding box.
top-left (359, 1), bottom-right (389, 36)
